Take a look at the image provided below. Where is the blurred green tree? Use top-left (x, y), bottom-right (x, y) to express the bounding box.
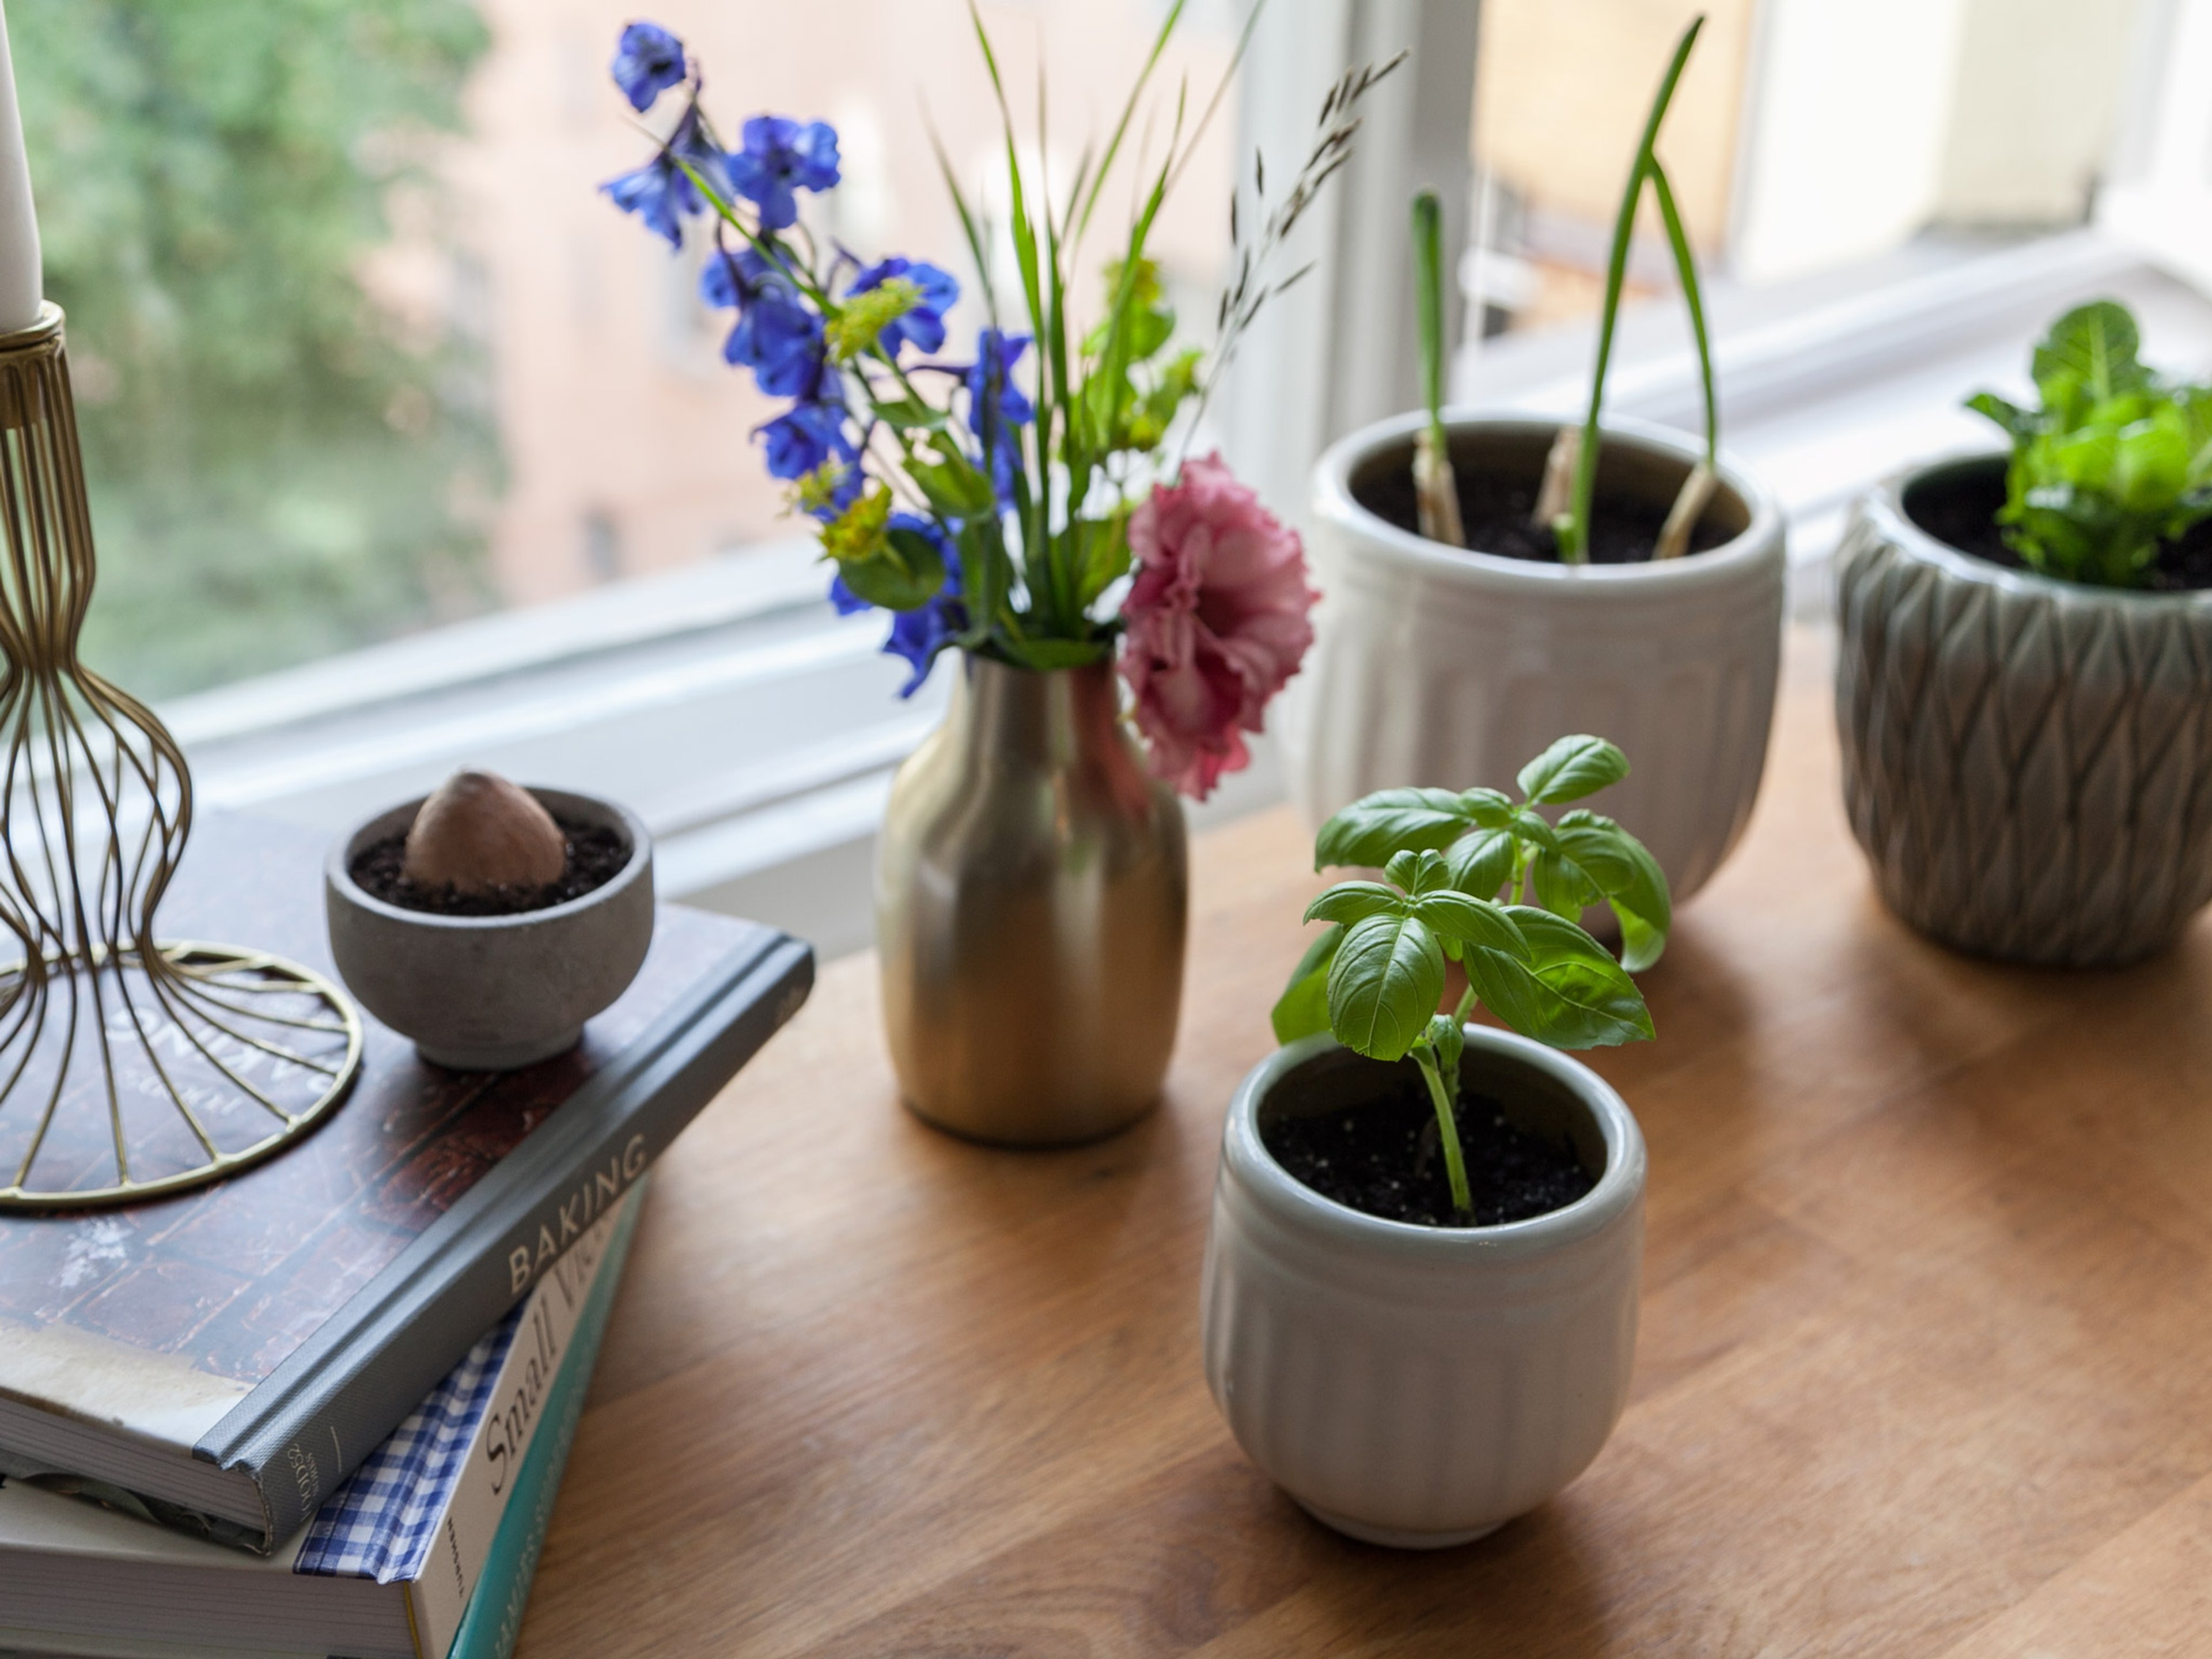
top-left (12, 0), bottom-right (497, 696)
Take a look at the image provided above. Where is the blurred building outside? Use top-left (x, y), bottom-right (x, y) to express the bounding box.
top-left (403, 0), bottom-right (1237, 615)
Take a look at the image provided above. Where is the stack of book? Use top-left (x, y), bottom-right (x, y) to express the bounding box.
top-left (0, 814), bottom-right (812, 1658)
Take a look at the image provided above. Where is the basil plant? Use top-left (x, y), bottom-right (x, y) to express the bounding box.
top-left (1271, 736), bottom-right (1668, 1220)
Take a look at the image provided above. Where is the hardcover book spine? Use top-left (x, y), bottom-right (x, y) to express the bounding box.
top-left (203, 931), bottom-right (812, 1549)
top-left (445, 1162), bottom-right (643, 1659)
top-left (407, 1184), bottom-right (641, 1659)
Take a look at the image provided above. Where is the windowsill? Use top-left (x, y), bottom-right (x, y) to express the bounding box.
top-left (165, 228), bottom-right (2212, 960)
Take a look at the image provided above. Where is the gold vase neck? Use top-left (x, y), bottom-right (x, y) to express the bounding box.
top-left (951, 652), bottom-right (1126, 767)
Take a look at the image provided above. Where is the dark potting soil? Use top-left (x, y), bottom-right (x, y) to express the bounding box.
top-left (1907, 459), bottom-right (2212, 592)
top-left (1262, 1081), bottom-right (1597, 1229)
top-left (350, 820), bottom-right (630, 917)
top-left (1352, 456), bottom-right (1730, 565)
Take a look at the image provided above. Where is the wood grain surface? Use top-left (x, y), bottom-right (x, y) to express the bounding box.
top-left (517, 631), bottom-right (2212, 1657)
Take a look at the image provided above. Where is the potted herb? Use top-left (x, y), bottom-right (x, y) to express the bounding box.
top-left (1202, 736), bottom-right (1664, 1547)
top-left (325, 771), bottom-right (654, 1069)
top-left (1837, 298), bottom-right (2212, 965)
top-left (1291, 15), bottom-right (1785, 918)
top-left (601, 17), bottom-right (1396, 1144)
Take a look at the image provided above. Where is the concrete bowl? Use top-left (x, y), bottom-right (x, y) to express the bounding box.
top-left (324, 787), bottom-right (654, 1070)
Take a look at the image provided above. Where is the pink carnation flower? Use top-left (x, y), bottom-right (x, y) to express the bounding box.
top-left (1119, 453), bottom-right (1316, 801)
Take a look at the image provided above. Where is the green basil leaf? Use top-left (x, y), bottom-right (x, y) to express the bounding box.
top-left (1509, 806), bottom-right (1562, 854)
top-left (1327, 911), bottom-right (1445, 1063)
top-left (1304, 882), bottom-right (1403, 925)
top-left (1531, 846), bottom-right (1601, 919)
top-left (1271, 922), bottom-right (1342, 1044)
top-left (1556, 810), bottom-right (1672, 971)
top-left (1425, 1013), bottom-right (1464, 1086)
top-left (1313, 787), bottom-right (1478, 870)
top-left (1457, 787), bottom-right (1515, 827)
top-left (1517, 735), bottom-right (1630, 805)
top-left (1401, 849), bottom-right (1450, 895)
top-left (1443, 827), bottom-right (1516, 900)
top-left (1411, 891), bottom-right (1530, 960)
top-left (1465, 906), bottom-right (1654, 1049)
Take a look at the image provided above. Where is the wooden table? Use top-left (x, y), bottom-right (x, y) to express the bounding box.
top-left (520, 631), bottom-right (2212, 1657)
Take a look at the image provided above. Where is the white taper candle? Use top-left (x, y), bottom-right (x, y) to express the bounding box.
top-left (0, 1), bottom-right (42, 334)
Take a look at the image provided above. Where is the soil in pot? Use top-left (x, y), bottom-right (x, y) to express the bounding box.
top-left (350, 820), bottom-right (630, 917)
top-left (1353, 450), bottom-right (1730, 565)
top-left (1906, 459), bottom-right (2212, 592)
top-left (1263, 1076), bottom-right (1596, 1228)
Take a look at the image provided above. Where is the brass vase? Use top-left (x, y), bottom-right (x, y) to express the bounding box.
top-left (877, 652), bottom-right (1187, 1145)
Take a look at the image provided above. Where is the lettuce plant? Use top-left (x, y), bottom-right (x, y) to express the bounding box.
top-left (1965, 300), bottom-right (2212, 588)
top-left (1271, 736), bottom-right (1666, 1219)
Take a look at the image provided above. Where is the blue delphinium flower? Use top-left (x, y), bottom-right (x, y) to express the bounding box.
top-left (965, 327), bottom-right (1033, 498)
top-left (847, 258), bottom-right (959, 355)
top-left (757, 399), bottom-right (854, 481)
top-left (601, 107), bottom-right (726, 249)
top-left (824, 515), bottom-right (963, 695)
top-left (880, 517), bottom-right (964, 696)
top-left (966, 327), bottom-right (1034, 427)
top-left (727, 116), bottom-right (840, 231)
top-left (611, 22), bottom-right (686, 112)
top-left (702, 247), bottom-right (825, 396)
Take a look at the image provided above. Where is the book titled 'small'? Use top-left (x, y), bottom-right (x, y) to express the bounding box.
top-left (0, 812), bottom-right (812, 1553)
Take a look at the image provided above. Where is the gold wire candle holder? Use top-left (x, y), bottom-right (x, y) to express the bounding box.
top-left (0, 303), bottom-right (362, 1211)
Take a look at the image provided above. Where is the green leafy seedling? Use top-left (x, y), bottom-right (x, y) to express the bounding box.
top-left (1272, 735), bottom-right (1667, 1221)
top-left (1965, 298), bottom-right (2212, 588)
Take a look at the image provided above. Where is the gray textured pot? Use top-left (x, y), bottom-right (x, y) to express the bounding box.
top-left (1836, 454), bottom-right (2212, 966)
top-left (325, 787), bottom-right (654, 1069)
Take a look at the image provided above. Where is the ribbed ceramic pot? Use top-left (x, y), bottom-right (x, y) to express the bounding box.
top-left (1292, 412), bottom-right (1786, 907)
top-left (1201, 1025), bottom-right (1645, 1548)
top-left (1837, 453), bottom-right (2212, 965)
top-left (876, 653), bottom-right (1188, 1146)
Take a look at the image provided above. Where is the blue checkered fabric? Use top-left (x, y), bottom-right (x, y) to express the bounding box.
top-left (293, 1303), bottom-right (522, 1583)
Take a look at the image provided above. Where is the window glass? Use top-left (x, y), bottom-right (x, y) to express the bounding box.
top-left (1465, 0), bottom-right (2142, 343)
top-left (20, 0), bottom-right (1236, 698)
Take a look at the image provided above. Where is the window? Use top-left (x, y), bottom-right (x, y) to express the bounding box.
top-left (23, 0), bottom-right (1240, 699)
top-left (25, 0), bottom-right (2212, 958)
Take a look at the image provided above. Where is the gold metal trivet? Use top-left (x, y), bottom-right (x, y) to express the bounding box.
top-left (0, 304), bottom-right (363, 1211)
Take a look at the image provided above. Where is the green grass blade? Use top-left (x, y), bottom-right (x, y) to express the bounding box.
top-left (969, 1), bottom-right (1055, 624)
top-left (1560, 14), bottom-right (1703, 563)
top-left (929, 119), bottom-right (998, 323)
top-left (1647, 157), bottom-right (1716, 467)
top-left (1075, 0), bottom-right (1186, 242)
top-left (1163, 0), bottom-right (1268, 199)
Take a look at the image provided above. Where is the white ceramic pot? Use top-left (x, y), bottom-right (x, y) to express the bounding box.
top-left (1291, 412), bottom-right (1786, 906)
top-left (1200, 1025), bottom-right (1645, 1548)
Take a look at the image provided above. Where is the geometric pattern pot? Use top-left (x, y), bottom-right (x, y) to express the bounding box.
top-left (1835, 454), bottom-right (2212, 966)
